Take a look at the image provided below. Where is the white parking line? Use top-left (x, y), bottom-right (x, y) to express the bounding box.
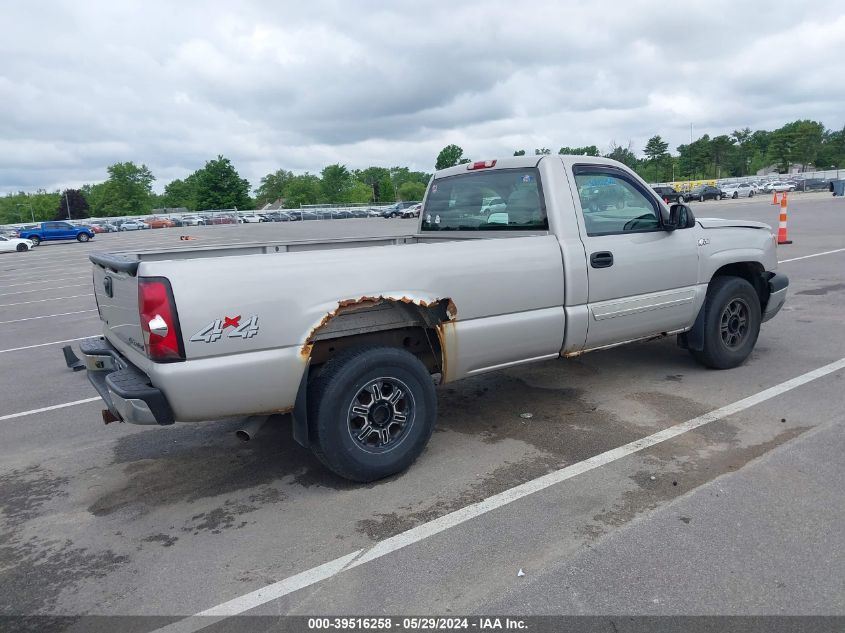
top-left (152, 356), bottom-right (845, 632)
top-left (779, 247), bottom-right (845, 264)
top-left (0, 310), bottom-right (97, 325)
top-left (0, 283), bottom-right (87, 297)
top-left (0, 397), bottom-right (101, 421)
top-left (0, 293), bottom-right (93, 308)
top-left (0, 336), bottom-right (93, 353)
top-left (0, 275), bottom-right (88, 288)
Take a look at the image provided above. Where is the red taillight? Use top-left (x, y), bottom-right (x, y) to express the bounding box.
top-left (138, 277), bottom-right (184, 362)
top-left (467, 160), bottom-right (497, 170)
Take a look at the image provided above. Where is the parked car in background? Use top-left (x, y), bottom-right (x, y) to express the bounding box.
top-left (651, 186), bottom-right (686, 203)
top-left (480, 196), bottom-right (508, 214)
top-left (119, 220), bottom-right (147, 231)
top-left (794, 178), bottom-right (830, 192)
top-left (18, 221), bottom-right (95, 245)
top-left (688, 185), bottom-right (724, 201)
top-left (89, 221), bottom-right (118, 233)
top-left (0, 235), bottom-right (34, 252)
top-left (402, 203), bottom-right (422, 218)
top-left (761, 181), bottom-right (796, 193)
top-left (237, 213), bottom-right (264, 223)
top-left (381, 202), bottom-right (418, 218)
top-left (179, 215), bottom-right (204, 226)
top-left (145, 216), bottom-right (175, 229)
top-left (721, 183), bottom-right (755, 199)
top-left (210, 215), bottom-right (237, 225)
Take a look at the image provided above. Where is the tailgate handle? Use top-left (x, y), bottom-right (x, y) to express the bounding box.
top-left (590, 251), bottom-right (614, 268)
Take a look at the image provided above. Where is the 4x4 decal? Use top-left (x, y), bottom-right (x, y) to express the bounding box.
top-left (190, 315), bottom-right (259, 343)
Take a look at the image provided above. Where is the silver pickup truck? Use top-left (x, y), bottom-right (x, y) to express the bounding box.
top-left (76, 155), bottom-right (788, 481)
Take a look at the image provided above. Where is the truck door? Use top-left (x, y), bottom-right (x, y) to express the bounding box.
top-left (571, 164), bottom-right (700, 350)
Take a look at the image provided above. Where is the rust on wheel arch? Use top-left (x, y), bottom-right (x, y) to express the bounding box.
top-left (299, 295), bottom-right (457, 373)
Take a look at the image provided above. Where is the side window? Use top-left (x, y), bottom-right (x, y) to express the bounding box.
top-left (573, 168), bottom-right (661, 236)
top-left (44, 223), bottom-right (59, 230)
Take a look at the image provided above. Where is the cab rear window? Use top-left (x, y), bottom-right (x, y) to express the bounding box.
top-left (421, 168), bottom-right (547, 231)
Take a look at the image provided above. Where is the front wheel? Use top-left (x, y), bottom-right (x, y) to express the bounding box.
top-left (16, 243), bottom-right (28, 252)
top-left (29, 235), bottom-right (40, 246)
top-left (749, 191), bottom-right (754, 197)
top-left (732, 192), bottom-right (738, 199)
top-left (677, 195), bottom-right (685, 203)
top-left (690, 276), bottom-right (761, 369)
top-left (700, 195), bottom-right (705, 202)
top-left (77, 233), bottom-right (90, 242)
top-left (307, 346), bottom-right (437, 482)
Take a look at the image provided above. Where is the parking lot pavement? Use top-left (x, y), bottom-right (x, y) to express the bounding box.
top-left (0, 203), bottom-right (843, 624)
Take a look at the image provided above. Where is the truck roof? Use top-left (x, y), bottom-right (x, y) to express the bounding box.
top-left (433, 154), bottom-right (629, 179)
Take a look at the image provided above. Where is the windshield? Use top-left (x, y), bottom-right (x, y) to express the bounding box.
top-left (421, 168), bottom-right (547, 231)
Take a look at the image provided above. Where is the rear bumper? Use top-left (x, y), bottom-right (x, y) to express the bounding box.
top-left (76, 337), bottom-right (174, 425)
top-left (763, 272), bottom-right (789, 323)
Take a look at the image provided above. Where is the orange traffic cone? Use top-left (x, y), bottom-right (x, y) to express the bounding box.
top-left (782, 191), bottom-right (788, 204)
top-left (771, 191), bottom-right (779, 205)
top-left (777, 196), bottom-right (792, 245)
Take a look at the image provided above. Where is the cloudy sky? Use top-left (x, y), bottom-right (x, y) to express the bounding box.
top-left (2, 0), bottom-right (844, 193)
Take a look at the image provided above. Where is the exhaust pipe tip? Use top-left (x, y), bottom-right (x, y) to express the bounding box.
top-left (236, 415), bottom-right (268, 442)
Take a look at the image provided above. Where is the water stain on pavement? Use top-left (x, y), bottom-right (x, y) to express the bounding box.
top-left (796, 283), bottom-right (845, 296)
top-left (89, 417), bottom-right (314, 516)
top-left (0, 466), bottom-right (129, 615)
top-left (579, 425), bottom-right (811, 540)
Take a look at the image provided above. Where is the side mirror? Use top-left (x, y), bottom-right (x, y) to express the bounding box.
top-left (666, 203), bottom-right (693, 231)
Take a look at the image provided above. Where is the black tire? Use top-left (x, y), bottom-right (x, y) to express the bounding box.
top-left (77, 233), bottom-right (90, 242)
top-left (677, 195), bottom-right (685, 204)
top-left (29, 235), bottom-right (40, 246)
top-left (307, 346), bottom-right (437, 482)
top-left (749, 191), bottom-right (754, 198)
top-left (16, 243), bottom-right (28, 252)
top-left (699, 195), bottom-right (705, 202)
top-left (732, 192), bottom-right (738, 199)
top-left (690, 276), bottom-right (761, 370)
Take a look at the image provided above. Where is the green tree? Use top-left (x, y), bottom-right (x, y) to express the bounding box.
top-left (283, 174), bottom-right (321, 207)
top-left (99, 161), bottom-right (155, 215)
top-left (534, 148), bottom-right (551, 155)
top-left (513, 149), bottom-right (526, 156)
top-left (643, 135), bottom-right (669, 160)
top-left (160, 174), bottom-right (198, 210)
top-left (605, 141), bottom-right (637, 168)
top-left (54, 189), bottom-right (89, 220)
top-left (320, 164), bottom-right (352, 202)
top-left (435, 144), bottom-right (466, 170)
top-left (255, 169), bottom-right (294, 206)
top-left (193, 155), bottom-right (251, 210)
top-left (398, 181), bottom-right (426, 201)
top-left (559, 146), bottom-right (600, 156)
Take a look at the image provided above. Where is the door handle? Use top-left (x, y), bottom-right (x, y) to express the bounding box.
top-left (590, 251), bottom-right (614, 268)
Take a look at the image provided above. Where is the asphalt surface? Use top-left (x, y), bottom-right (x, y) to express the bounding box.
top-left (1, 193), bottom-right (843, 630)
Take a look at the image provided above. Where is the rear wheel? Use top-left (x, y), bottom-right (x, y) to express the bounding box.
top-left (308, 346), bottom-right (437, 482)
top-left (77, 233), bottom-right (90, 242)
top-left (690, 276), bottom-right (761, 369)
top-left (732, 192), bottom-right (738, 199)
top-left (700, 195), bottom-right (705, 202)
top-left (677, 195), bottom-right (685, 203)
top-left (16, 243), bottom-right (28, 252)
top-left (29, 235), bottom-right (40, 246)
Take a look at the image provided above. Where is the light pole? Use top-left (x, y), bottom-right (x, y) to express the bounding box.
top-left (64, 192), bottom-right (72, 220)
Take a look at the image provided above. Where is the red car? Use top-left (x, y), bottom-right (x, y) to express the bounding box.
top-left (88, 224), bottom-right (106, 234)
top-left (210, 215), bottom-right (236, 225)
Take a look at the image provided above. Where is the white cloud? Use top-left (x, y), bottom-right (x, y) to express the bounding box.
top-left (1, 0), bottom-right (844, 193)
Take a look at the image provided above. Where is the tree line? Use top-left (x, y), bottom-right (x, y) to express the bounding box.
top-left (2, 118), bottom-right (843, 225)
top-left (436, 119), bottom-right (845, 184)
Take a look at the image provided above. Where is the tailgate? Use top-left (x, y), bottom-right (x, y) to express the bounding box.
top-left (91, 254), bottom-right (146, 355)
